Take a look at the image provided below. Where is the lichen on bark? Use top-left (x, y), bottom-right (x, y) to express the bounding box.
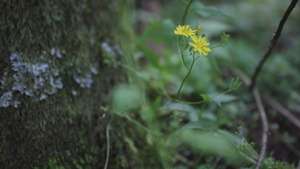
top-left (0, 0), bottom-right (157, 168)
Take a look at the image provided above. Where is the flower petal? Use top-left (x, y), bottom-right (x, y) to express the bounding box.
top-left (191, 35), bottom-right (198, 43)
top-left (189, 35), bottom-right (211, 56)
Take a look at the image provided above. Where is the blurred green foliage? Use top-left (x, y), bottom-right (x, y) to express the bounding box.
top-left (123, 0), bottom-right (300, 168)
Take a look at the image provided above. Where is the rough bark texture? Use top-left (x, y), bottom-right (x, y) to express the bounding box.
top-left (0, 1), bottom-right (160, 168)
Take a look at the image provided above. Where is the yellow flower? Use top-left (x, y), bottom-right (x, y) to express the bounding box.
top-left (189, 35), bottom-right (211, 56)
top-left (174, 25), bottom-right (196, 37)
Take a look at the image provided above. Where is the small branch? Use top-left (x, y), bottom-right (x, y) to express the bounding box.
top-left (263, 98), bottom-right (300, 129)
top-left (231, 68), bottom-right (268, 169)
top-left (176, 54), bottom-right (196, 99)
top-left (212, 157), bottom-right (221, 168)
top-left (252, 89), bottom-right (269, 169)
top-left (122, 114), bottom-right (152, 133)
top-left (250, 0), bottom-right (299, 90)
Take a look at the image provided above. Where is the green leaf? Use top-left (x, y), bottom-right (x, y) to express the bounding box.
top-left (112, 84), bottom-right (143, 112)
top-left (160, 102), bottom-right (199, 121)
top-left (178, 130), bottom-right (245, 165)
top-left (221, 32), bottom-right (230, 43)
top-left (138, 19), bottom-right (176, 47)
top-left (180, 119), bottom-right (218, 131)
top-left (230, 78), bottom-right (242, 90)
top-left (200, 94), bottom-right (211, 101)
top-left (138, 43), bottom-right (160, 68)
top-left (217, 130), bottom-right (258, 160)
top-left (152, 96), bottom-right (162, 111)
top-left (220, 32), bottom-right (230, 47)
top-left (212, 94), bottom-right (237, 107)
top-left (140, 106), bottom-right (155, 121)
top-left (136, 71), bottom-right (151, 81)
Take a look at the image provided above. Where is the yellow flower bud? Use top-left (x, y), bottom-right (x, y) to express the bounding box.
top-left (195, 26), bottom-right (200, 35)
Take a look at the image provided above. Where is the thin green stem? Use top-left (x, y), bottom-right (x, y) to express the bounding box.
top-left (210, 41), bottom-right (224, 49)
top-left (210, 45), bottom-right (221, 49)
top-left (176, 89), bottom-right (232, 104)
top-left (177, 37), bottom-right (189, 70)
top-left (181, 0), bottom-right (194, 25)
top-left (163, 82), bottom-right (232, 104)
top-left (176, 54), bottom-right (196, 99)
top-left (118, 113), bottom-right (162, 135)
top-left (123, 115), bottom-right (150, 132)
top-left (182, 52), bottom-right (189, 70)
top-left (148, 122), bottom-right (171, 169)
top-left (149, 77), bottom-right (233, 105)
top-left (104, 119), bottom-right (112, 169)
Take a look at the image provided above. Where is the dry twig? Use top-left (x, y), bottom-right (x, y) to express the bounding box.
top-left (231, 68), bottom-right (268, 169)
top-left (237, 1), bottom-right (299, 167)
top-left (250, 0), bottom-right (299, 90)
top-left (252, 89), bottom-right (269, 169)
top-left (264, 98), bottom-right (300, 129)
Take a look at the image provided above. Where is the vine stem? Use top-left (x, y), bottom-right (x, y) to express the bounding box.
top-left (181, 0), bottom-right (194, 25)
top-left (176, 54), bottom-right (196, 99)
top-left (250, 0), bottom-right (299, 90)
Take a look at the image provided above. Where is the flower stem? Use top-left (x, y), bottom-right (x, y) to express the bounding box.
top-left (181, 52), bottom-right (189, 70)
top-left (176, 54), bottom-right (196, 99)
top-left (177, 37), bottom-right (189, 70)
top-left (104, 118), bottom-right (112, 169)
top-left (181, 0), bottom-right (194, 25)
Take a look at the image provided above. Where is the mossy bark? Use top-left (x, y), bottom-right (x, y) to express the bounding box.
top-left (0, 1), bottom-right (161, 168)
